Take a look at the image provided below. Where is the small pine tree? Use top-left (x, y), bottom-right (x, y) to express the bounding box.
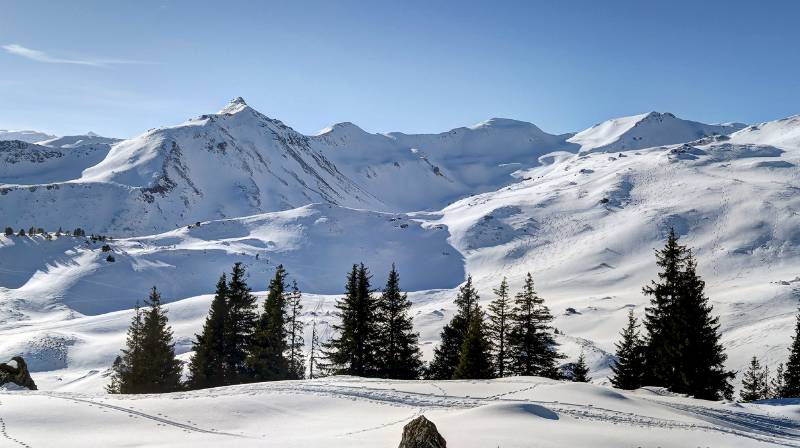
top-left (783, 308), bottom-right (800, 397)
top-left (375, 265), bottom-right (423, 379)
top-left (771, 363), bottom-right (785, 399)
top-left (324, 264), bottom-right (381, 376)
top-left (17, 229), bottom-right (25, 237)
top-left (428, 276), bottom-right (480, 379)
top-left (137, 286), bottom-right (183, 393)
top-left (610, 309), bottom-right (646, 390)
top-left (107, 303), bottom-right (145, 393)
top-left (187, 274), bottom-right (230, 389)
top-left (571, 352), bottom-right (591, 382)
top-left (453, 309), bottom-right (494, 380)
top-left (309, 321), bottom-right (323, 379)
top-left (248, 265), bottom-right (290, 382)
top-left (508, 273), bottom-right (563, 378)
top-left (740, 356), bottom-right (767, 402)
top-left (3, 227), bottom-right (12, 236)
top-left (224, 262), bottom-right (258, 384)
top-left (487, 277), bottom-right (512, 378)
top-left (285, 281), bottom-right (305, 380)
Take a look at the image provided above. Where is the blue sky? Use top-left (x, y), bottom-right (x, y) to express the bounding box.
top-left (1, 0), bottom-right (798, 138)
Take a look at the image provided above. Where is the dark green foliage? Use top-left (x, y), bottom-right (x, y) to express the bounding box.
top-left (453, 309), bottom-right (494, 380)
top-left (375, 265), bottom-right (423, 379)
top-left (508, 273), bottom-right (562, 378)
top-left (642, 230), bottom-right (733, 400)
top-left (772, 363), bottom-right (785, 399)
top-left (17, 228), bottom-right (25, 237)
top-left (108, 288), bottom-right (183, 394)
top-left (286, 281), bottom-right (305, 380)
top-left (248, 265), bottom-right (289, 381)
top-left (740, 356), bottom-right (768, 402)
top-left (308, 321), bottom-right (323, 379)
top-left (187, 274), bottom-right (230, 389)
top-left (783, 308), bottom-right (800, 397)
top-left (428, 276), bottom-right (480, 379)
top-left (224, 262), bottom-right (258, 384)
top-left (487, 277), bottom-right (512, 378)
top-left (4, 227), bottom-right (12, 236)
top-left (571, 352), bottom-right (590, 382)
top-left (610, 309), bottom-right (646, 389)
top-left (73, 228), bottom-right (86, 237)
top-left (324, 264), bottom-right (381, 376)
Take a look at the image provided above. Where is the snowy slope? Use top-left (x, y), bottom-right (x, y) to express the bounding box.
top-left (1, 377), bottom-right (800, 447)
top-left (0, 140), bottom-right (112, 184)
top-left (0, 129), bottom-right (55, 143)
top-left (568, 112), bottom-right (745, 154)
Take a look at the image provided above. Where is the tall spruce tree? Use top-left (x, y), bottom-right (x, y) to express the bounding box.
top-left (224, 262), bottom-right (258, 384)
top-left (508, 273), bottom-right (562, 378)
top-left (487, 277), bottom-right (512, 378)
top-left (122, 287), bottom-right (183, 393)
top-left (610, 309), bottom-right (646, 390)
top-left (309, 321), bottom-right (322, 379)
top-left (248, 265), bottom-right (290, 381)
top-left (673, 252), bottom-right (733, 400)
top-left (740, 356), bottom-right (767, 402)
top-left (375, 265), bottom-right (423, 379)
top-left (107, 303), bottom-right (145, 393)
top-left (324, 264), bottom-right (381, 376)
top-left (453, 309), bottom-right (494, 380)
top-left (187, 274), bottom-right (230, 389)
top-left (286, 281), bottom-right (305, 380)
top-left (571, 352), bottom-right (591, 382)
top-left (428, 276), bottom-right (480, 379)
top-left (783, 308), bottom-right (800, 397)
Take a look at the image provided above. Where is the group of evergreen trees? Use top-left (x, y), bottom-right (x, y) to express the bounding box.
top-left (429, 273), bottom-right (570, 381)
top-left (324, 264), bottom-right (423, 379)
top-left (3, 226), bottom-right (87, 237)
top-left (739, 307), bottom-right (800, 401)
top-left (610, 229), bottom-right (734, 400)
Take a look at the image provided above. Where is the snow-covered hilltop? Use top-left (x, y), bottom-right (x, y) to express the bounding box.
top-left (1, 101), bottom-right (799, 400)
top-left (0, 129), bottom-right (56, 144)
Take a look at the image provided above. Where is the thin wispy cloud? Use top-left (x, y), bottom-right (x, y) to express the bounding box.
top-left (2, 44), bottom-right (149, 67)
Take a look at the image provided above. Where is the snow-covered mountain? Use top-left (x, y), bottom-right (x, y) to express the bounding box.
top-left (568, 112), bottom-right (745, 154)
top-left (1, 104), bottom-right (799, 399)
top-left (0, 129), bottom-right (56, 143)
top-left (0, 139), bottom-right (112, 184)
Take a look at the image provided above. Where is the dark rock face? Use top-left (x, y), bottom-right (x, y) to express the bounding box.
top-left (398, 415), bottom-right (446, 448)
top-left (0, 356), bottom-right (38, 390)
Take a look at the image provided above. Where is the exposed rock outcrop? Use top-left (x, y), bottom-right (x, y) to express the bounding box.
top-left (398, 415), bottom-right (446, 448)
top-left (0, 356), bottom-right (38, 390)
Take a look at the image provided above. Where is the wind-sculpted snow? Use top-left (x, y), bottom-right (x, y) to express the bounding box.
top-left (1, 377), bottom-right (799, 447)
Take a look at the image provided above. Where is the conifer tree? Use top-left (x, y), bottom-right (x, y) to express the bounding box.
top-left (309, 321), bottom-right (323, 379)
top-left (783, 308), bottom-right (800, 397)
top-left (571, 352), bottom-right (590, 382)
top-left (740, 356), bottom-right (767, 402)
top-left (139, 286), bottom-right (183, 393)
top-left (107, 303), bottom-right (144, 393)
top-left (772, 363), bottom-right (785, 399)
top-left (187, 274), bottom-right (229, 389)
top-left (453, 310), bottom-right (494, 380)
top-left (487, 277), bottom-right (512, 378)
top-left (428, 276), bottom-right (480, 379)
top-left (610, 309), bottom-right (646, 390)
top-left (224, 262), bottom-right (258, 383)
top-left (325, 264), bottom-right (381, 376)
top-left (508, 273), bottom-right (562, 378)
top-left (375, 265), bottom-right (422, 379)
top-left (248, 265), bottom-right (290, 381)
top-left (286, 281), bottom-right (305, 380)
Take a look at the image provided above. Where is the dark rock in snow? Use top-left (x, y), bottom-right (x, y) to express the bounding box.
top-left (0, 356), bottom-right (38, 390)
top-left (398, 415), bottom-right (446, 448)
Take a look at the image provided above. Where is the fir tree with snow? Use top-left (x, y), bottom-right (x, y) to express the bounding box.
top-left (508, 273), bottom-right (562, 378)
top-left (375, 264), bottom-right (423, 379)
top-left (487, 277), bottom-right (512, 378)
top-left (740, 356), bottom-right (767, 402)
top-left (571, 352), bottom-right (591, 383)
top-left (324, 264), bottom-right (381, 376)
top-left (285, 280), bottom-right (305, 380)
top-left (453, 309), bottom-right (494, 380)
top-left (248, 265), bottom-right (290, 381)
top-left (772, 363), bottom-right (786, 399)
top-left (428, 276), bottom-right (480, 380)
top-left (224, 262), bottom-right (258, 384)
top-left (783, 308), bottom-right (800, 397)
top-left (610, 309), bottom-right (646, 389)
top-left (107, 303), bottom-right (144, 394)
top-left (187, 274), bottom-right (230, 389)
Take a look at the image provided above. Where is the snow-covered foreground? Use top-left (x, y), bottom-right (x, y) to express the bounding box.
top-left (2, 376), bottom-right (800, 447)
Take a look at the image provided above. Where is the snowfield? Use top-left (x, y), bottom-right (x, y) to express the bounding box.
top-left (1, 99), bottom-right (800, 446)
top-left (2, 377), bottom-right (800, 447)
